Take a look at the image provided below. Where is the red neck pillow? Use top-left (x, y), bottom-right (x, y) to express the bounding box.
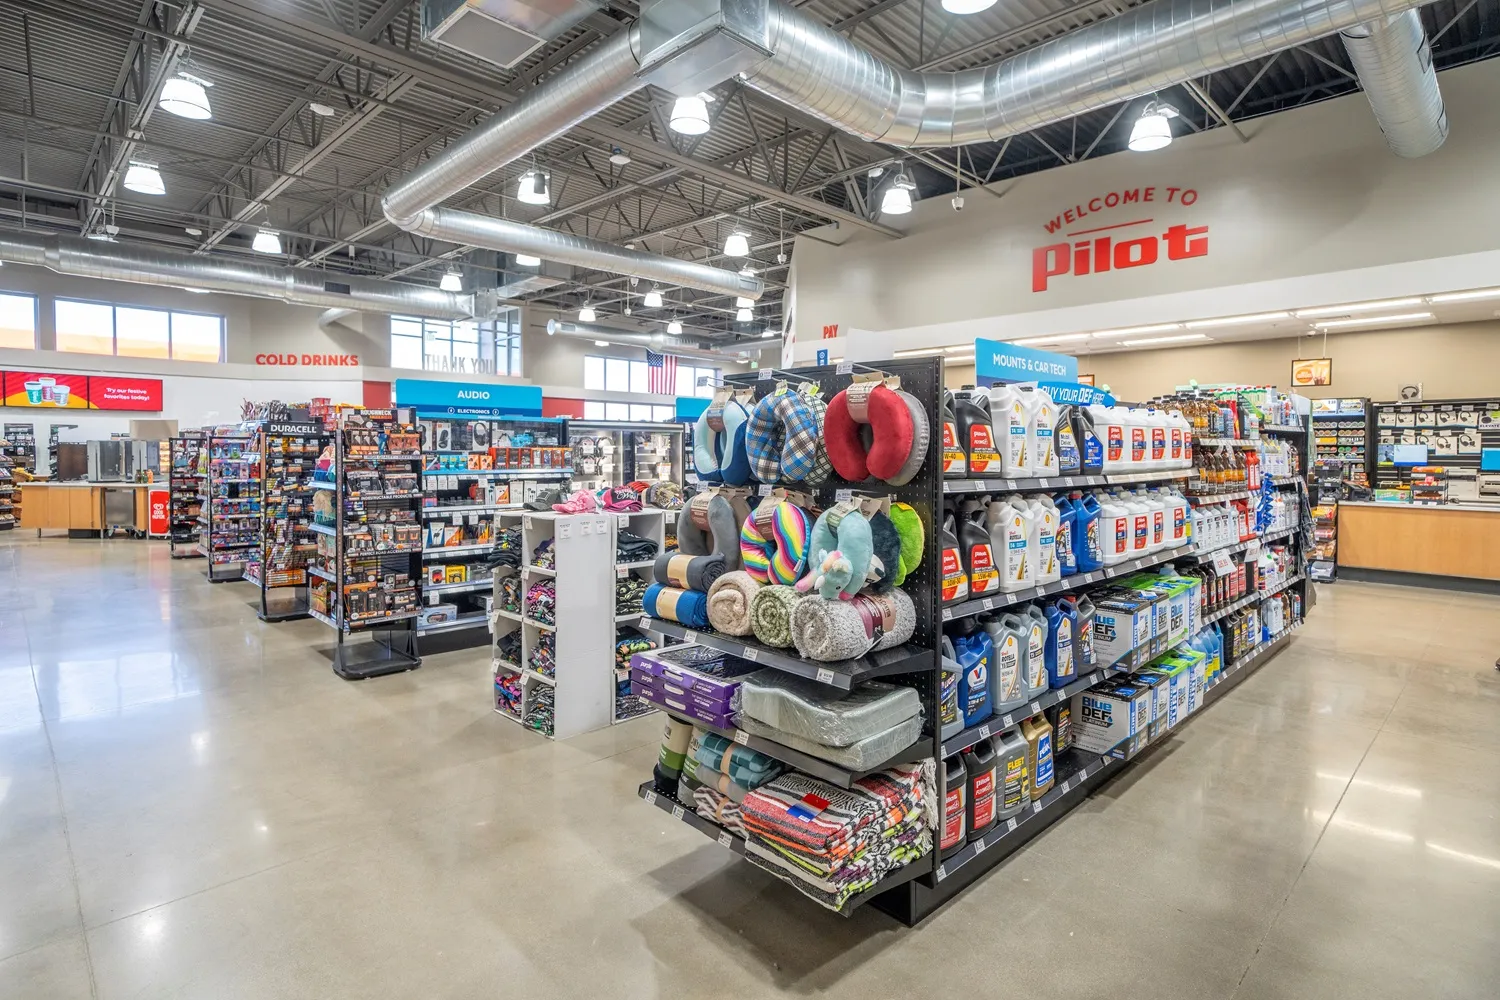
top-left (826, 383), bottom-right (915, 483)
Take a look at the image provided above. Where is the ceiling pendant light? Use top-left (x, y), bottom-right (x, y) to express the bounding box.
top-left (669, 95), bottom-right (711, 135)
top-left (761, 328), bottom-right (778, 339)
top-left (735, 296), bottom-right (753, 308)
top-left (158, 72), bottom-right (213, 120)
top-left (723, 229), bottom-right (751, 257)
top-left (880, 169), bottom-right (916, 215)
top-left (85, 225), bottom-right (116, 242)
top-left (251, 228), bottom-right (282, 254)
top-left (608, 147), bottom-right (631, 166)
top-left (643, 287), bottom-right (664, 308)
top-left (517, 170), bottom-right (550, 205)
top-left (308, 102), bottom-right (337, 117)
top-left (440, 268), bottom-right (462, 292)
top-left (514, 253), bottom-right (540, 267)
top-left (1128, 100), bottom-right (1179, 152)
top-left (123, 161), bottom-right (165, 196)
top-left (736, 307), bottom-right (753, 322)
top-left (941, 0), bottom-right (998, 11)
top-left (666, 319), bottom-right (683, 335)
top-left (579, 304), bottom-right (597, 322)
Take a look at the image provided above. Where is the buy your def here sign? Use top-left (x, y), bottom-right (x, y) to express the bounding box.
top-left (1032, 185), bottom-right (1207, 293)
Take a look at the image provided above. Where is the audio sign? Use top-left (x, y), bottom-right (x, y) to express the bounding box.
top-left (1032, 186), bottom-right (1208, 293)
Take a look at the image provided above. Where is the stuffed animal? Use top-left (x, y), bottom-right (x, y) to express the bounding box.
top-left (797, 549), bottom-right (855, 602)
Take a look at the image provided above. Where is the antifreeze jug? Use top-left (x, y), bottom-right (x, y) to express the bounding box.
top-left (953, 387), bottom-right (1002, 476)
top-left (940, 512), bottom-right (970, 603)
top-left (1045, 598), bottom-right (1078, 688)
top-left (1054, 493), bottom-right (1078, 578)
top-left (982, 613), bottom-right (1029, 717)
top-left (1087, 404), bottom-right (1128, 473)
top-left (1098, 495), bottom-right (1132, 566)
top-left (941, 389), bottom-right (967, 477)
top-left (1021, 605), bottom-right (1050, 699)
top-left (994, 727), bottom-right (1029, 821)
top-left (952, 623), bottom-right (993, 727)
top-left (962, 740), bottom-right (999, 842)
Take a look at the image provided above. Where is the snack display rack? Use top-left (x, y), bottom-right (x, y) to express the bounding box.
top-left (0, 438), bottom-right (15, 531)
top-left (308, 408), bottom-right (424, 679)
top-left (247, 420), bottom-right (332, 622)
top-left (197, 431), bottom-right (260, 582)
top-left (168, 432), bottom-right (207, 558)
top-left (417, 414), bottom-right (572, 643)
top-left (2, 424), bottom-right (35, 473)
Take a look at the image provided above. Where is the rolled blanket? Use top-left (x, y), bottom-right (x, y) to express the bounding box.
top-left (692, 730), bottom-right (783, 787)
top-left (791, 588), bottom-right (917, 662)
top-left (644, 583), bottom-right (710, 629)
top-left (707, 571), bottom-right (761, 636)
top-left (750, 585), bottom-right (801, 648)
top-left (653, 550), bottom-right (727, 592)
top-left (682, 756), bottom-right (755, 802)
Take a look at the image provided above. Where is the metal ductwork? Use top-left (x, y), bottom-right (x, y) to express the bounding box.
top-left (740, 0), bottom-right (1430, 147)
top-left (1342, 11), bottom-right (1448, 158)
top-left (545, 318), bottom-right (758, 360)
top-left (0, 227), bottom-right (484, 321)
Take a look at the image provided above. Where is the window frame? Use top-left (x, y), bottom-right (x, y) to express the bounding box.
top-left (391, 311), bottom-right (521, 376)
top-left (52, 297), bottom-right (224, 362)
top-left (0, 292), bottom-right (39, 350)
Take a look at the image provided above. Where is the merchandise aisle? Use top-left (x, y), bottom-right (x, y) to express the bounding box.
top-left (249, 420), bottom-right (331, 622)
top-left (169, 433), bottom-right (206, 558)
top-left (198, 432), bottom-right (260, 582)
top-left (627, 363), bottom-right (1313, 925)
top-left (309, 408), bottom-right (424, 679)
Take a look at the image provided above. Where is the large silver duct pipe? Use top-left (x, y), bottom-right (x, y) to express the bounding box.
top-left (545, 318), bottom-right (760, 361)
top-left (0, 227), bottom-right (480, 321)
top-left (1342, 11), bottom-right (1448, 158)
top-left (407, 208), bottom-right (764, 300)
top-left (740, 0), bottom-right (1430, 147)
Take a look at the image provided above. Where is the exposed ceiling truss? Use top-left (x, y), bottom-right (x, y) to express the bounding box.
top-left (1, 0), bottom-right (1497, 345)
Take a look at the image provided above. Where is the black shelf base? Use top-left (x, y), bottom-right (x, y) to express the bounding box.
top-left (333, 629), bottom-right (421, 680)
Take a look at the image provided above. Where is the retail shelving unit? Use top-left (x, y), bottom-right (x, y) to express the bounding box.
top-left (249, 420), bottom-right (330, 622)
top-left (2, 424), bottom-right (35, 474)
top-left (570, 420), bottom-right (684, 492)
top-left (611, 508), bottom-right (664, 724)
top-left (1313, 399), bottom-right (1370, 486)
top-left (633, 364), bottom-right (1315, 925)
top-left (1373, 396), bottom-right (1498, 499)
top-left (168, 433), bottom-right (206, 558)
top-left (309, 408), bottom-right (424, 680)
top-left (0, 438), bottom-right (15, 531)
top-left (198, 432), bottom-right (260, 582)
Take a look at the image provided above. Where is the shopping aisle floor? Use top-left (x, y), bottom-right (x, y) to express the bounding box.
top-left (1, 536), bottom-right (1496, 999)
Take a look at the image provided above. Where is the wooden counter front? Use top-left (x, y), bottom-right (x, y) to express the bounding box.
top-left (19, 484), bottom-right (152, 534)
top-left (1337, 503), bottom-right (1500, 582)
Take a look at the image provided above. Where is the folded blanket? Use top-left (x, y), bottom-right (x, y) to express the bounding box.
top-left (744, 825), bottom-right (930, 912)
top-left (791, 588), bottom-right (916, 662)
top-left (644, 584), bottom-right (709, 629)
top-left (658, 716), bottom-right (693, 779)
top-left (750, 585), bottom-right (800, 648)
top-left (736, 713), bottom-right (924, 770)
top-left (739, 764), bottom-right (925, 859)
top-left (653, 550), bottom-right (727, 592)
top-left (693, 785), bottom-right (746, 836)
top-left (682, 756), bottom-right (754, 803)
top-left (691, 730), bottom-right (782, 788)
top-left (707, 571), bottom-right (761, 636)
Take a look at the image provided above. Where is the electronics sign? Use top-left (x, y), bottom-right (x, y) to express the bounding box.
top-left (0, 371), bottom-right (164, 411)
top-left (88, 375), bottom-right (164, 411)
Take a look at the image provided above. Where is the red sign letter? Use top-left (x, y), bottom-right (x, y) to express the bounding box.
top-left (1032, 243), bottom-right (1071, 292)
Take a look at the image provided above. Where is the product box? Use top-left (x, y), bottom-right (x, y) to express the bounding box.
top-left (1092, 592), bottom-right (1154, 667)
top-left (426, 566), bottom-right (447, 586)
top-left (1130, 669), bottom-right (1169, 741)
top-left (444, 564), bottom-right (468, 584)
top-left (1071, 677), bottom-right (1152, 754)
top-left (419, 603), bottom-right (459, 627)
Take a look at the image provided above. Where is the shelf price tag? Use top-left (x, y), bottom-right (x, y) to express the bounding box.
top-left (759, 368), bottom-right (774, 380)
top-left (973, 837), bottom-right (986, 855)
top-left (758, 484), bottom-right (773, 497)
top-left (834, 488), bottom-right (853, 503)
top-left (717, 831), bottom-right (734, 848)
top-left (671, 804), bottom-right (685, 820)
top-left (835, 361), bottom-right (854, 375)
top-left (1001, 714), bottom-right (1013, 727)
top-left (644, 791), bottom-right (657, 806)
top-left (617, 566), bottom-right (628, 578)
top-left (815, 667), bottom-right (837, 685)
top-left (1211, 551), bottom-right (1235, 575)
top-left (683, 630), bottom-right (699, 643)
top-left (1030, 701), bottom-right (1042, 715)
top-left (936, 864), bottom-right (947, 882)
top-left (1060, 780), bottom-right (1071, 794)
top-left (733, 730), bottom-right (750, 746)
top-left (978, 724), bottom-right (991, 740)
top-left (742, 647), bottom-right (759, 662)
top-left (981, 598), bottom-right (994, 611)
top-left (1005, 817), bottom-right (1018, 832)
top-left (941, 607), bottom-right (954, 622)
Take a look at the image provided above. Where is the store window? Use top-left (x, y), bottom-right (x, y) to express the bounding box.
top-left (583, 354), bottom-right (719, 398)
top-left (391, 308), bottom-right (521, 376)
top-left (0, 292), bottom-right (37, 349)
top-left (581, 401), bottom-right (677, 422)
top-left (53, 299), bottom-right (224, 361)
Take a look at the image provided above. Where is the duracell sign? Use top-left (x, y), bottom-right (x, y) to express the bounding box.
top-left (1032, 186), bottom-right (1207, 293)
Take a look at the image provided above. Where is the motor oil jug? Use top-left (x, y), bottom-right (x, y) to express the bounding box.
top-left (989, 384), bottom-right (1031, 477)
top-left (1045, 598), bottom-right (1077, 688)
top-left (1021, 713), bottom-right (1054, 800)
top-left (941, 390), bottom-right (966, 477)
top-left (1054, 493), bottom-right (1078, 578)
top-left (1126, 492), bottom-right (1152, 557)
top-left (940, 754), bottom-right (967, 858)
top-left (1075, 493), bottom-right (1103, 572)
top-left (1022, 604), bottom-right (1050, 699)
top-left (939, 636), bottom-right (963, 740)
top-left (954, 387), bottom-right (1002, 476)
top-left (962, 740), bottom-right (999, 842)
top-left (1079, 406), bottom-right (1106, 474)
top-left (952, 622), bottom-right (993, 726)
top-left (960, 505), bottom-right (1001, 596)
top-left (1031, 388), bottom-right (1060, 476)
top-left (1056, 404), bottom-right (1082, 475)
top-left (940, 512), bottom-right (970, 603)
top-left (1070, 595), bottom-right (1097, 668)
top-left (1098, 496), bottom-right (1131, 566)
top-left (1045, 700), bottom-right (1073, 754)
top-left (1029, 496), bottom-right (1061, 585)
top-left (1147, 408), bottom-right (1169, 471)
top-left (983, 613), bottom-right (1030, 717)
top-left (992, 497), bottom-right (1035, 592)
top-left (995, 727), bottom-right (1029, 821)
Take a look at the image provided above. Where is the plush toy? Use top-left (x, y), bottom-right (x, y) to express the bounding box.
top-left (889, 502), bottom-right (925, 587)
top-left (798, 506), bottom-right (873, 600)
top-left (797, 549), bottom-right (855, 602)
top-left (864, 510), bottom-right (903, 592)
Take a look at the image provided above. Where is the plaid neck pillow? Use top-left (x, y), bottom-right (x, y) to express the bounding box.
top-left (746, 391), bottom-right (821, 483)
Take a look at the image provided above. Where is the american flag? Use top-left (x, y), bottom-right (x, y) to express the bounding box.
top-left (646, 350), bottom-right (678, 394)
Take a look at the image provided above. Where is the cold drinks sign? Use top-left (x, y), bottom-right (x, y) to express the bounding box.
top-left (1032, 185), bottom-right (1207, 293)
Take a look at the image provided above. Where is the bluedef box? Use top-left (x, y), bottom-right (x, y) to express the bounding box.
top-left (1071, 677), bottom-right (1152, 755)
top-left (1091, 592), bottom-right (1154, 668)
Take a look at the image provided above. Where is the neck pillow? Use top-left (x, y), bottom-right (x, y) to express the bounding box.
top-left (693, 407), bottom-right (723, 483)
top-left (706, 571), bottom-right (762, 636)
top-left (863, 510), bottom-right (902, 593)
top-left (644, 583), bottom-right (710, 629)
top-left (717, 398), bottom-right (754, 486)
top-left (796, 505), bottom-right (873, 601)
top-left (746, 389), bottom-right (821, 483)
top-left (888, 502), bottom-right (925, 587)
top-left (825, 383), bottom-right (925, 485)
top-left (739, 501), bottom-right (811, 585)
top-left (799, 388), bottom-right (834, 486)
top-left (675, 493), bottom-right (740, 561)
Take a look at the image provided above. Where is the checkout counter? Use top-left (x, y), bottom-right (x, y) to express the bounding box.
top-left (1337, 501), bottom-right (1500, 583)
top-left (19, 482), bottom-right (164, 537)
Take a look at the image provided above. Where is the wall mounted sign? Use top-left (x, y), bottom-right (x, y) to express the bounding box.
top-left (1033, 185), bottom-right (1207, 293)
top-left (254, 353), bottom-right (360, 366)
top-left (1290, 358), bottom-right (1333, 387)
top-left (1, 371), bottom-right (163, 410)
top-left (975, 339), bottom-right (1079, 382)
top-left (89, 375), bottom-right (165, 411)
top-left (391, 378), bottom-right (542, 417)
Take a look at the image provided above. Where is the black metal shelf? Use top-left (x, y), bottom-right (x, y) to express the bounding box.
top-left (943, 468), bottom-right (1193, 495)
top-left (633, 615), bottom-right (932, 691)
top-left (939, 663), bottom-right (1125, 758)
top-left (1261, 424), bottom-right (1307, 435)
top-left (940, 547), bottom-right (1188, 623)
top-left (1181, 525), bottom-right (1297, 563)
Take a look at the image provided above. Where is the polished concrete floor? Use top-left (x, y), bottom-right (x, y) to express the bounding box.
top-left (1, 535), bottom-right (1497, 998)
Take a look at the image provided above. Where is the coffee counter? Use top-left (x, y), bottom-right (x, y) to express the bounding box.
top-left (1337, 501), bottom-right (1500, 583)
top-left (19, 483), bottom-right (160, 536)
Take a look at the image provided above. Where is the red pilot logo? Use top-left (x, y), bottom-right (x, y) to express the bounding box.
top-left (1031, 187), bottom-right (1207, 293)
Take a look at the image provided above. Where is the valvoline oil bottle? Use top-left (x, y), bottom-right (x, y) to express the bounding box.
top-left (952, 622), bottom-right (993, 727)
top-left (941, 390), bottom-right (966, 478)
top-left (954, 387), bottom-right (1002, 476)
top-left (1074, 493), bottom-right (1103, 572)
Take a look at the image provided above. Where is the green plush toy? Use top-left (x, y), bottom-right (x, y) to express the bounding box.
top-left (889, 502), bottom-right (926, 587)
